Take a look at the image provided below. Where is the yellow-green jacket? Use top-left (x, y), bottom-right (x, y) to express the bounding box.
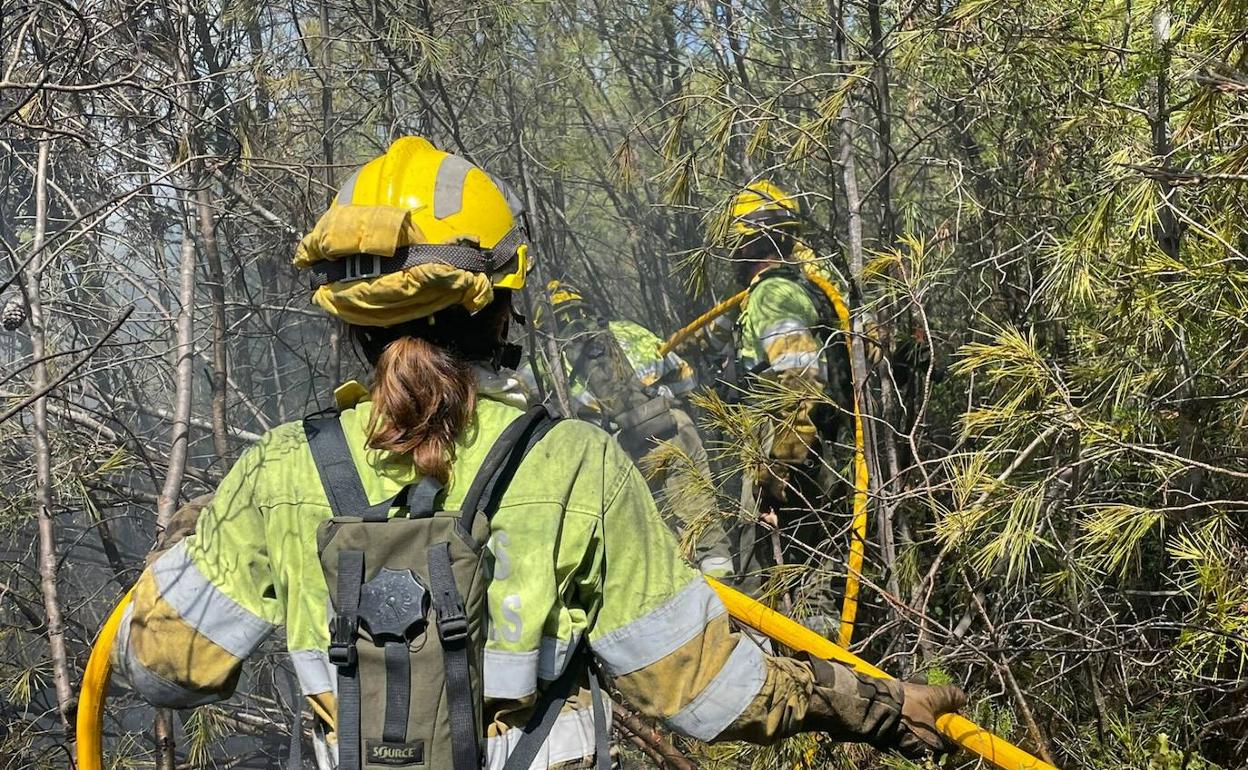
top-left (607, 320), bottom-right (696, 397)
top-left (516, 320), bottom-right (696, 417)
top-left (738, 269), bottom-right (826, 383)
top-left (114, 370), bottom-right (909, 766)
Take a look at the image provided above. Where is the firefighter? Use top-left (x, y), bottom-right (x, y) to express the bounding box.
top-left (519, 280), bottom-right (733, 577)
top-left (112, 138), bottom-right (963, 770)
top-left (719, 182), bottom-right (854, 627)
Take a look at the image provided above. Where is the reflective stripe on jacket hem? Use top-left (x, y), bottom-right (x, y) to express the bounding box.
top-left (665, 638), bottom-right (767, 740)
top-left (485, 704), bottom-right (608, 770)
top-left (150, 541), bottom-right (275, 658)
top-left (590, 578), bottom-right (725, 676)
top-left (768, 350), bottom-right (821, 375)
top-left (484, 633), bottom-right (581, 699)
top-left (290, 648), bottom-right (335, 695)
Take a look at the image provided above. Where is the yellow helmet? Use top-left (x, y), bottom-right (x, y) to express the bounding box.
top-left (534, 279), bottom-right (587, 328)
top-left (729, 180), bottom-right (802, 238)
top-left (293, 136), bottom-right (531, 327)
top-left (547, 279), bottom-right (585, 308)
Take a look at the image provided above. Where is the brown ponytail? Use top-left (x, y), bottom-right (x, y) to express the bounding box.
top-left (367, 336), bottom-right (477, 484)
top-left (356, 293), bottom-right (512, 484)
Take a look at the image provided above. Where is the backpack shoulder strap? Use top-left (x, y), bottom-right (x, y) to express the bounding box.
top-left (303, 413), bottom-right (393, 521)
top-left (457, 405), bottom-right (559, 531)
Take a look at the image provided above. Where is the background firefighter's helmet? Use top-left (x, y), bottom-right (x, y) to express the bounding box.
top-left (547, 279), bottom-right (585, 309)
top-left (535, 278), bottom-right (593, 327)
top-left (294, 136), bottom-right (531, 327)
top-left (729, 180), bottom-right (803, 238)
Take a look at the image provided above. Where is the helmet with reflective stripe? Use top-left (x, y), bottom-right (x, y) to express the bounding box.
top-left (547, 279), bottom-right (585, 308)
top-left (294, 136), bottom-right (531, 327)
top-left (534, 279), bottom-right (590, 328)
top-left (729, 181), bottom-right (802, 237)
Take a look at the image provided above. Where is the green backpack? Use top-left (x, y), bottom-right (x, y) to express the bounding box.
top-left (305, 405), bottom-right (607, 770)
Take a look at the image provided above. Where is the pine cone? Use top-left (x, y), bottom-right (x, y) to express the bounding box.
top-left (1, 298), bottom-right (26, 331)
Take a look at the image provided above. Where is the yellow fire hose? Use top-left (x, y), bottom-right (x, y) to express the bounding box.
top-left (80, 582), bottom-right (1057, 770)
top-left (708, 577), bottom-right (1060, 770)
top-left (77, 587), bottom-right (132, 770)
top-left (660, 267), bottom-right (871, 647)
top-left (657, 290), bottom-right (748, 358)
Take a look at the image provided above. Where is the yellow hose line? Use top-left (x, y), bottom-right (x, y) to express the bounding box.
top-left (798, 269), bottom-right (870, 648)
top-left (658, 290), bottom-right (748, 357)
top-left (77, 589), bottom-right (132, 770)
top-left (708, 577), bottom-right (1060, 770)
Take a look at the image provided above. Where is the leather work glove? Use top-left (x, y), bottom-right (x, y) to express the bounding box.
top-left (804, 656), bottom-right (966, 758)
top-left (145, 493), bottom-right (213, 567)
top-left (896, 681), bottom-right (968, 756)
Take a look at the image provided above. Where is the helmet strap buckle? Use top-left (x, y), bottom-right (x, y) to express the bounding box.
top-left (343, 253), bottom-right (385, 282)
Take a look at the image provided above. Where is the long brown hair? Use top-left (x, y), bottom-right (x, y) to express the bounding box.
top-left (353, 293), bottom-right (512, 484)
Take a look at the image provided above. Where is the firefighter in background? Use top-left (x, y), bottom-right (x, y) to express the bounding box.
top-left (519, 280), bottom-right (735, 578)
top-left (720, 182), bottom-right (855, 628)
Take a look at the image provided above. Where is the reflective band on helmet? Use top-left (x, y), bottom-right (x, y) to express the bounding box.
top-left (666, 637), bottom-right (766, 741)
top-left (336, 169), bottom-right (361, 205)
top-left (590, 577), bottom-right (726, 676)
top-left (434, 154), bottom-right (476, 219)
top-left (739, 208), bottom-right (799, 227)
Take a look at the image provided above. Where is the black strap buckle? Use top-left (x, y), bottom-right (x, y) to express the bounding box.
top-left (343, 253), bottom-right (385, 282)
top-left (437, 609), bottom-right (469, 643)
top-left (329, 641), bottom-right (357, 668)
top-left (329, 615), bottom-right (359, 667)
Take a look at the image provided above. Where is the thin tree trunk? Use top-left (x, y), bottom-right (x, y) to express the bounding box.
top-left (507, 85), bottom-right (573, 415)
top-left (158, 212), bottom-right (198, 525)
top-left (24, 135), bottom-right (78, 748)
top-left (198, 183), bottom-right (230, 461)
top-left (867, 0), bottom-right (895, 244)
top-left (318, 0), bottom-right (341, 386)
top-left (152, 4), bottom-right (201, 764)
top-left (836, 5), bottom-right (898, 619)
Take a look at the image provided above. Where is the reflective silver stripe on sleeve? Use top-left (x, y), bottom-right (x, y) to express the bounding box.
top-left (484, 634), bottom-right (581, 700)
top-left (759, 319), bottom-right (807, 342)
top-left (485, 704), bottom-right (609, 770)
top-left (666, 638), bottom-right (767, 740)
top-left (632, 360), bottom-right (663, 386)
top-left (515, 364), bottom-right (539, 394)
top-left (150, 540), bottom-right (276, 659)
top-left (434, 155), bottom-right (476, 219)
top-left (769, 350), bottom-right (822, 375)
top-left (668, 373), bottom-right (697, 395)
top-left (290, 649), bottom-right (335, 695)
top-left (483, 647), bottom-right (537, 699)
top-left (590, 577), bottom-right (726, 676)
